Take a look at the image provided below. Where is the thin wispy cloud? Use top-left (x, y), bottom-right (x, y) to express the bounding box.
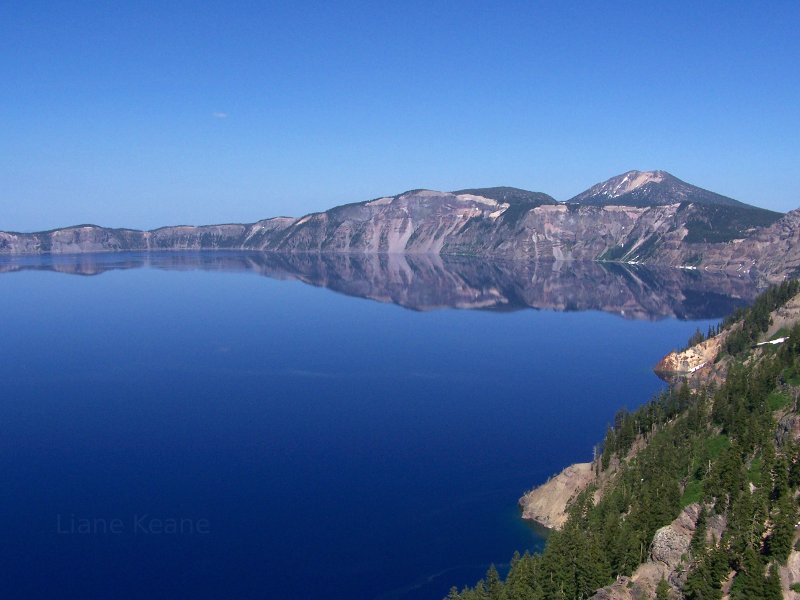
top-left (212, 111), bottom-right (228, 119)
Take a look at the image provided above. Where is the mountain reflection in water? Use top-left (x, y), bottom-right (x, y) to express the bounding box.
top-left (0, 251), bottom-right (757, 320)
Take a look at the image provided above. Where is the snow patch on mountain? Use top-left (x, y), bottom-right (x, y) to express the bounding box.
top-left (596, 170), bottom-right (666, 198)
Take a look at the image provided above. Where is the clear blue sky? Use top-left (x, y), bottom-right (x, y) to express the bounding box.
top-left (2, 1), bottom-right (799, 231)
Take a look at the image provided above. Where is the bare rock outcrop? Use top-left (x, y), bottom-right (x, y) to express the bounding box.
top-left (590, 503), bottom-right (727, 600)
top-left (776, 411), bottom-right (800, 446)
top-left (780, 548), bottom-right (800, 599)
top-left (654, 331), bottom-right (731, 388)
top-left (656, 291), bottom-right (800, 387)
top-left (519, 462), bottom-right (595, 530)
top-left (655, 335), bottom-right (723, 377)
top-left (767, 290), bottom-right (800, 338)
top-left (699, 207), bottom-right (800, 284)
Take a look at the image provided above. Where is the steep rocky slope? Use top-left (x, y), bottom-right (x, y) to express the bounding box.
top-left (1, 171), bottom-right (796, 282)
top-left (590, 503), bottom-right (728, 600)
top-left (656, 291), bottom-right (800, 388)
top-left (696, 207), bottom-right (800, 280)
top-left (519, 463), bottom-right (596, 529)
top-left (450, 283), bottom-right (800, 600)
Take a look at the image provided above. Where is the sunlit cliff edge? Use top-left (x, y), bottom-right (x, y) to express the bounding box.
top-left (2, 171), bottom-right (798, 285)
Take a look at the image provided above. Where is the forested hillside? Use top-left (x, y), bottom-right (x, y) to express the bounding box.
top-left (449, 281), bottom-right (800, 600)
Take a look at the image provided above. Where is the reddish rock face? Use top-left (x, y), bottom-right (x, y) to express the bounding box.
top-left (654, 335), bottom-right (725, 383)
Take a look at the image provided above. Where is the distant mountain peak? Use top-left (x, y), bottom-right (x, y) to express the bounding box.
top-left (569, 170), bottom-right (754, 209)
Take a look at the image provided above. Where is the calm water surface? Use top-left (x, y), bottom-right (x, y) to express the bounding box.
top-left (0, 253), bottom-right (745, 599)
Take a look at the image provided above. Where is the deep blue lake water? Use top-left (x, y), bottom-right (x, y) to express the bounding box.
top-left (0, 253), bottom-right (752, 599)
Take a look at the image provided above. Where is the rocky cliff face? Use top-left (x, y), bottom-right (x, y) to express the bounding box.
top-left (693, 208), bottom-right (800, 281)
top-left (655, 291), bottom-right (800, 387)
top-left (1, 173), bottom-right (796, 283)
top-left (519, 463), bottom-right (596, 529)
top-left (654, 334), bottom-right (727, 387)
top-left (0, 219), bottom-right (296, 255)
top-left (590, 503), bottom-right (728, 600)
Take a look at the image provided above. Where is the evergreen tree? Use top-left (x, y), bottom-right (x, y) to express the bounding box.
top-left (765, 495), bottom-right (796, 563)
top-left (730, 546), bottom-right (768, 599)
top-left (655, 577), bottom-right (671, 600)
top-left (691, 505), bottom-right (708, 557)
top-left (447, 282), bottom-right (800, 600)
top-left (485, 564), bottom-right (502, 600)
top-left (764, 564), bottom-right (783, 600)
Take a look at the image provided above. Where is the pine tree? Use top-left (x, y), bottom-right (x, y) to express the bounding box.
top-left (656, 577), bottom-right (671, 600)
top-left (485, 564), bottom-right (502, 600)
top-left (446, 283), bottom-right (800, 600)
top-left (691, 505), bottom-right (708, 556)
top-left (685, 557), bottom-right (723, 600)
top-left (764, 564), bottom-right (783, 600)
top-left (730, 546), bottom-right (768, 599)
top-left (766, 495), bottom-right (796, 563)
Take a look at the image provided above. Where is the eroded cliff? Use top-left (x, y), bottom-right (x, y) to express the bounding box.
top-left (2, 173), bottom-right (797, 283)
